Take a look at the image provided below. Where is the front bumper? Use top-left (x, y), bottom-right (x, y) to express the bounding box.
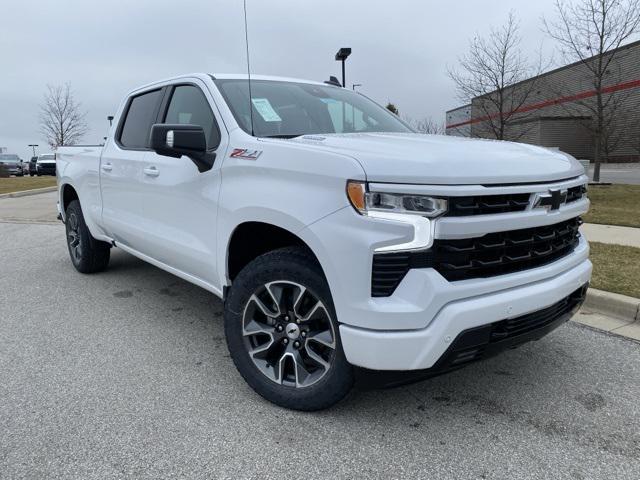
top-left (3, 166), bottom-right (22, 175)
top-left (355, 285), bottom-right (587, 387)
top-left (37, 164), bottom-right (56, 175)
top-left (339, 257), bottom-right (591, 371)
top-left (304, 205), bottom-right (590, 332)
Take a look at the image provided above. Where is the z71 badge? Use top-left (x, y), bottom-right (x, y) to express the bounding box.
top-left (230, 148), bottom-right (262, 160)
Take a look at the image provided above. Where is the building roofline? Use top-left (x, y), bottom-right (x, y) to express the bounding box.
top-left (447, 37), bottom-right (640, 114)
top-left (446, 38), bottom-right (640, 126)
top-left (477, 38), bottom-right (640, 101)
top-left (445, 103), bottom-right (472, 115)
top-left (534, 38), bottom-right (640, 81)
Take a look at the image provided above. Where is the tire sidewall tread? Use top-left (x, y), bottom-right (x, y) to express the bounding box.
top-left (65, 199), bottom-right (111, 274)
top-left (224, 246), bottom-right (353, 411)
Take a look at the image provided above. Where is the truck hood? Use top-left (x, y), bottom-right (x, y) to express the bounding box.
top-left (288, 132), bottom-right (584, 185)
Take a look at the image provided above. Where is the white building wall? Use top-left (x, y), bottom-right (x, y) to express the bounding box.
top-left (445, 105), bottom-right (471, 137)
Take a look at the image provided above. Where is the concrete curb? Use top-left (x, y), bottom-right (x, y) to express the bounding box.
top-left (575, 288), bottom-right (640, 342)
top-left (581, 223), bottom-right (640, 249)
top-left (0, 186), bottom-right (57, 199)
top-left (584, 288), bottom-right (640, 322)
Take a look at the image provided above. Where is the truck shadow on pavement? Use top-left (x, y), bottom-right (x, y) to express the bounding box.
top-left (81, 249), bottom-right (640, 461)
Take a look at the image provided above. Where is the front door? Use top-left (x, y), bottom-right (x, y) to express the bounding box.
top-left (133, 81), bottom-right (226, 289)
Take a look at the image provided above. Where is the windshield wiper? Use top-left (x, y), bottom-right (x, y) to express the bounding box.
top-left (260, 134), bottom-right (303, 139)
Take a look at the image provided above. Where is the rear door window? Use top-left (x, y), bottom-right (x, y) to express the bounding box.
top-left (119, 89), bottom-right (163, 149)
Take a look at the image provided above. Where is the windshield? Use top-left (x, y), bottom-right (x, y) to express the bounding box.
top-left (38, 154), bottom-right (55, 161)
top-left (214, 79), bottom-right (412, 138)
top-left (0, 154), bottom-right (19, 161)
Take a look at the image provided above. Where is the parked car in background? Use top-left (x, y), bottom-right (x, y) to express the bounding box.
top-left (28, 156), bottom-right (38, 176)
top-left (0, 154), bottom-right (24, 176)
top-left (36, 153), bottom-right (56, 176)
top-left (21, 158), bottom-right (30, 175)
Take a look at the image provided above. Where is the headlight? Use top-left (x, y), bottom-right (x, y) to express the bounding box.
top-left (346, 181), bottom-right (447, 217)
top-left (346, 181), bottom-right (446, 252)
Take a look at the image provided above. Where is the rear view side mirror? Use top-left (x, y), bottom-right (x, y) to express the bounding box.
top-left (150, 124), bottom-right (215, 172)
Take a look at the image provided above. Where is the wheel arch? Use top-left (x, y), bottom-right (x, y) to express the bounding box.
top-left (60, 182), bottom-right (80, 214)
top-left (225, 221), bottom-right (325, 285)
top-left (58, 180), bottom-right (111, 244)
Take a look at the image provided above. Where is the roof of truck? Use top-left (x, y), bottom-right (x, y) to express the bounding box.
top-left (211, 73), bottom-right (326, 86)
top-left (130, 73), bottom-right (329, 93)
top-left (125, 73), bottom-right (338, 104)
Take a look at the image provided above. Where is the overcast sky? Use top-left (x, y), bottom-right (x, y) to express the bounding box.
top-left (1, 0), bottom-right (564, 160)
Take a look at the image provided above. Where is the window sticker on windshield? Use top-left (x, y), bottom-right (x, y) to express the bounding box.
top-left (251, 98), bottom-right (282, 122)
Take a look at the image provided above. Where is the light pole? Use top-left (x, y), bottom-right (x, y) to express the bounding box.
top-left (335, 48), bottom-right (352, 88)
top-left (28, 144), bottom-right (38, 157)
top-left (352, 83), bottom-right (362, 91)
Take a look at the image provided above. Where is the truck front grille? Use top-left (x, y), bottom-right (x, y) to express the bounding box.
top-left (566, 185), bottom-right (587, 203)
top-left (371, 217), bottom-right (582, 296)
top-left (431, 217), bottom-right (582, 281)
top-left (445, 184), bottom-right (586, 217)
top-left (447, 193), bottom-right (530, 216)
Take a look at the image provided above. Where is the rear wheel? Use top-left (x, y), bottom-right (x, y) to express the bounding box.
top-left (224, 247), bottom-right (353, 410)
top-left (65, 200), bottom-right (111, 273)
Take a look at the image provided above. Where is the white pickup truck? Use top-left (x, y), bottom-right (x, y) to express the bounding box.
top-left (56, 73), bottom-right (591, 410)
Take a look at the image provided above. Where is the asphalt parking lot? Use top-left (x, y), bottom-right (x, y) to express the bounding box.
top-left (1, 197), bottom-right (640, 479)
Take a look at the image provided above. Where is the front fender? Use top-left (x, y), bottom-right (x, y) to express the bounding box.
top-left (216, 134), bottom-right (366, 289)
top-left (217, 206), bottom-right (340, 288)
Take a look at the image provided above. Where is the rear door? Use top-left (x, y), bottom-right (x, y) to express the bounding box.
top-left (100, 87), bottom-right (164, 249)
top-left (131, 81), bottom-right (226, 287)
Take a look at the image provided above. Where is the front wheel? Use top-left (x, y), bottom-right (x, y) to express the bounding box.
top-left (224, 247), bottom-right (353, 410)
top-left (65, 199), bottom-right (111, 273)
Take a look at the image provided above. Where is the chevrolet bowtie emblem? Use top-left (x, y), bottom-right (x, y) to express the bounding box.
top-left (533, 189), bottom-right (568, 211)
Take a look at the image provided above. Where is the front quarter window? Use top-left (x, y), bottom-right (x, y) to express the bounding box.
top-left (163, 85), bottom-right (220, 150)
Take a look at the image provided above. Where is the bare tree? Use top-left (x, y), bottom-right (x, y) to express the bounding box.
top-left (448, 11), bottom-right (544, 141)
top-left (544, 0), bottom-right (640, 182)
top-left (403, 115), bottom-right (446, 135)
top-left (39, 83), bottom-right (89, 148)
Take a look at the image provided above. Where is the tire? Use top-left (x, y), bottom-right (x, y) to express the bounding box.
top-left (65, 199), bottom-right (111, 273)
top-left (224, 246), bottom-right (353, 411)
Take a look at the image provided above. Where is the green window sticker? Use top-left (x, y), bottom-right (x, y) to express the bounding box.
top-left (251, 98), bottom-right (282, 122)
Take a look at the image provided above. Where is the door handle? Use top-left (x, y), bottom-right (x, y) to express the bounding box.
top-left (101, 162), bottom-right (113, 172)
top-left (143, 166), bottom-right (160, 177)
